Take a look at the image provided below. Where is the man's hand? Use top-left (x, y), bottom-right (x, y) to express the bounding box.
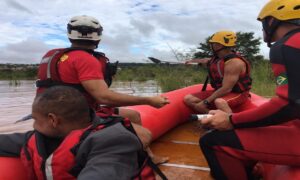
top-left (148, 96), bottom-right (170, 108)
top-left (201, 110), bottom-right (233, 131)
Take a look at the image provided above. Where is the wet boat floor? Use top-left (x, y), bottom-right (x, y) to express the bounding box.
top-left (150, 121), bottom-right (213, 180)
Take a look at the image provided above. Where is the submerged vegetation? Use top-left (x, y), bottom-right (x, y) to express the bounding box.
top-left (115, 61), bottom-right (275, 97)
top-left (115, 64), bottom-right (206, 92)
top-left (0, 62), bottom-right (275, 96)
top-left (0, 64), bottom-right (37, 80)
top-left (0, 62), bottom-right (275, 97)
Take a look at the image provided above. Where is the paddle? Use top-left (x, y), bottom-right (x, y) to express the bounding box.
top-left (148, 57), bottom-right (184, 65)
top-left (15, 114), bottom-right (32, 123)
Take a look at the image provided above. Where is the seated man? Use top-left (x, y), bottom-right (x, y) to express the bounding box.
top-left (184, 31), bottom-right (252, 113)
top-left (36, 15), bottom-right (169, 164)
top-left (200, 0), bottom-right (300, 179)
top-left (0, 86), bottom-right (141, 179)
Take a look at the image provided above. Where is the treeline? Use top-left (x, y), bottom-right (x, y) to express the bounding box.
top-left (0, 62), bottom-right (275, 96)
top-left (0, 68), bottom-right (37, 80)
top-left (0, 31), bottom-right (275, 96)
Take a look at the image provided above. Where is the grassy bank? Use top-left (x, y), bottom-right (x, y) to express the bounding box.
top-left (0, 62), bottom-right (275, 97)
top-left (0, 69), bottom-right (37, 80)
top-left (250, 61), bottom-right (275, 97)
top-left (115, 61), bottom-right (275, 97)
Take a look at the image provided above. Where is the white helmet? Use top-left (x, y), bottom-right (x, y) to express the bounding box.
top-left (67, 15), bottom-right (103, 41)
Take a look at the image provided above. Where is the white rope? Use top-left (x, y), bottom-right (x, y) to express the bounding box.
top-left (161, 163), bottom-right (210, 171)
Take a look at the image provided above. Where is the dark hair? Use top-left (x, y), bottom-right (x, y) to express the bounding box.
top-left (33, 86), bottom-right (90, 122)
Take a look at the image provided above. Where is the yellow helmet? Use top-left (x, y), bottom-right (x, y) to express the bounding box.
top-left (209, 31), bottom-right (237, 47)
top-left (258, 0), bottom-right (300, 21)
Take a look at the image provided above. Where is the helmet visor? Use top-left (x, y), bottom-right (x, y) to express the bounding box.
top-left (67, 24), bottom-right (103, 36)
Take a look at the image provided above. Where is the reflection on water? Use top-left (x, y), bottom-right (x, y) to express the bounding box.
top-left (110, 81), bottom-right (161, 96)
top-left (0, 80), bottom-right (161, 133)
top-left (0, 80), bottom-right (36, 133)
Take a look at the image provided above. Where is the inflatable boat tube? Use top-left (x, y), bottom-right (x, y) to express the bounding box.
top-left (0, 84), bottom-right (298, 179)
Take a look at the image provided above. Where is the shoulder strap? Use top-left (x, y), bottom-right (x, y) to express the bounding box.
top-left (92, 51), bottom-right (108, 60)
top-left (226, 53), bottom-right (251, 75)
top-left (70, 116), bottom-right (124, 154)
top-left (69, 115), bottom-right (126, 177)
top-left (92, 51), bottom-right (119, 87)
top-left (200, 57), bottom-right (215, 92)
top-left (70, 115), bottom-right (167, 179)
top-left (48, 47), bottom-right (97, 81)
top-left (223, 53), bottom-right (239, 62)
top-left (201, 75), bottom-right (209, 92)
top-left (133, 149), bottom-right (167, 180)
top-left (22, 131), bottom-right (36, 160)
top-left (36, 47), bottom-right (98, 91)
top-left (147, 159), bottom-right (168, 180)
top-left (223, 53), bottom-right (251, 74)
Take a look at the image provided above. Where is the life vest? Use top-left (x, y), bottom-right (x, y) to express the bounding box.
top-left (207, 53), bottom-right (252, 93)
top-left (20, 116), bottom-right (166, 180)
top-left (35, 48), bottom-right (118, 109)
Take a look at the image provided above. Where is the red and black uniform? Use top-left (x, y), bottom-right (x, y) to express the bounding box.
top-left (0, 116), bottom-right (165, 180)
top-left (0, 117), bottom-right (142, 180)
top-left (207, 53), bottom-right (252, 93)
top-left (35, 48), bottom-right (166, 180)
top-left (193, 52), bottom-right (252, 109)
top-left (200, 29), bottom-right (300, 180)
top-left (36, 48), bottom-right (117, 113)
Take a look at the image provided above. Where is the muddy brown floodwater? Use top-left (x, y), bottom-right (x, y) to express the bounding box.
top-left (0, 80), bottom-right (160, 133)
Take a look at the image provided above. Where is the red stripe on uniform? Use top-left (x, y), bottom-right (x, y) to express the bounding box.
top-left (285, 32), bottom-right (300, 49)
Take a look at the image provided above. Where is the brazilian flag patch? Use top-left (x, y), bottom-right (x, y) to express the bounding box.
top-left (276, 73), bottom-right (288, 86)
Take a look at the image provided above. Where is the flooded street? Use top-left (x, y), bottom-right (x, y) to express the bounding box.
top-left (0, 80), bottom-right (161, 133)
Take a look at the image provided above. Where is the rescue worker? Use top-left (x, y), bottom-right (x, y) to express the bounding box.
top-left (36, 15), bottom-right (169, 164)
top-left (0, 86), bottom-right (141, 179)
top-left (199, 0), bottom-right (300, 179)
top-left (184, 31), bottom-right (252, 113)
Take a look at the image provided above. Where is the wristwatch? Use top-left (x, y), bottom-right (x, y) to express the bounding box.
top-left (203, 99), bottom-right (211, 107)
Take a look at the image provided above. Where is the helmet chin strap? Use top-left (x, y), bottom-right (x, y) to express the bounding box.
top-left (93, 40), bottom-right (100, 49)
top-left (262, 18), bottom-right (281, 47)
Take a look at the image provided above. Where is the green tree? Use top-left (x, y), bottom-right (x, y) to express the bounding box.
top-left (194, 32), bottom-right (264, 63)
top-left (193, 36), bottom-right (212, 59)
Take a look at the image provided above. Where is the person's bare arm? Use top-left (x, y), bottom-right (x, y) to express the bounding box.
top-left (81, 79), bottom-right (169, 108)
top-left (185, 58), bottom-right (210, 65)
top-left (205, 58), bottom-right (245, 103)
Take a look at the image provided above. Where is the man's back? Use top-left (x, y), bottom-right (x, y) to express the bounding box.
top-left (76, 123), bottom-right (141, 179)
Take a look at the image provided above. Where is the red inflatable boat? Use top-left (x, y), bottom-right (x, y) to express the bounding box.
top-left (0, 84), bottom-right (299, 179)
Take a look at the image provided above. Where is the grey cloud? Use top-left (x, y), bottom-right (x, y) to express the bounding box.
top-left (101, 24), bottom-right (141, 52)
top-left (140, 0), bottom-right (265, 46)
top-left (5, 0), bottom-right (33, 14)
top-left (145, 12), bottom-right (260, 46)
top-left (130, 19), bottom-right (155, 36)
top-left (0, 38), bottom-right (50, 64)
top-left (0, 0), bottom-right (270, 64)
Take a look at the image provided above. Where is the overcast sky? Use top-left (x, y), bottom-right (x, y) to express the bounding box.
top-left (0, 0), bottom-right (269, 64)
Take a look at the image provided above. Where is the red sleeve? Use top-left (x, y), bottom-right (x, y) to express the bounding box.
top-left (232, 97), bottom-right (290, 127)
top-left (73, 52), bottom-right (104, 81)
